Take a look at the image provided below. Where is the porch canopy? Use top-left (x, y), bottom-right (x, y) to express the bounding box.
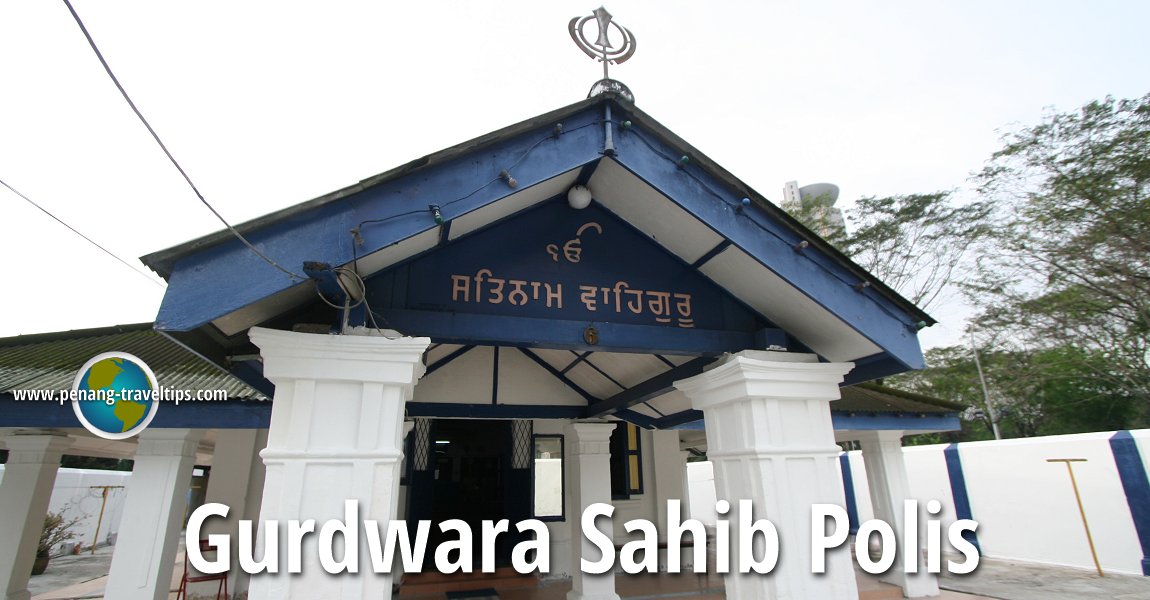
top-left (140, 93), bottom-right (943, 432)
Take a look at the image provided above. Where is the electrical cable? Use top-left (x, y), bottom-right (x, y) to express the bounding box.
top-left (61, 0), bottom-right (307, 282)
top-left (0, 176), bottom-right (164, 288)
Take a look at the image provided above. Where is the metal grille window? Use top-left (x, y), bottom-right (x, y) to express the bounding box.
top-left (413, 418), bottom-right (431, 471)
top-left (512, 420), bottom-right (533, 469)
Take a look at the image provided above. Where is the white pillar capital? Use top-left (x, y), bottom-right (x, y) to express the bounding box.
top-left (247, 329), bottom-right (430, 600)
top-left (133, 427), bottom-right (201, 458)
top-left (0, 431), bottom-right (71, 600)
top-left (675, 351), bottom-right (853, 410)
top-left (855, 429), bottom-right (906, 447)
top-left (249, 326), bottom-right (430, 385)
top-left (566, 421), bottom-right (615, 454)
top-left (1, 431), bottom-right (71, 464)
top-left (674, 352), bottom-right (859, 600)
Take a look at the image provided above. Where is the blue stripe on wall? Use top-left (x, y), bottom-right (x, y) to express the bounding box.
top-left (1110, 430), bottom-right (1150, 575)
top-left (839, 453), bottom-right (860, 535)
top-left (944, 443), bottom-right (981, 553)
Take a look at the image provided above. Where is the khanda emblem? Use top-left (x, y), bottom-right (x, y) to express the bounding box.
top-left (569, 7), bottom-right (637, 78)
top-left (547, 222), bottom-right (603, 264)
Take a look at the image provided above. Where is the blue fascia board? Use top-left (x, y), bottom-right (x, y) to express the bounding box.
top-left (0, 395), bottom-right (272, 429)
top-left (375, 308), bottom-right (753, 356)
top-left (154, 107), bottom-right (607, 332)
top-left (405, 402), bottom-right (585, 419)
top-left (670, 411), bottom-right (960, 432)
top-left (609, 127), bottom-right (925, 373)
top-left (843, 354), bottom-right (913, 385)
top-left (830, 412), bottom-right (961, 431)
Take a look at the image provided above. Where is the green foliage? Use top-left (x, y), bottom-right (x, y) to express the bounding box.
top-left (971, 93), bottom-right (1150, 405)
top-left (893, 343), bottom-right (1144, 440)
top-left (788, 189), bottom-right (991, 313)
top-left (842, 193), bottom-right (991, 312)
top-left (39, 510), bottom-right (81, 557)
top-left (787, 94), bottom-right (1150, 439)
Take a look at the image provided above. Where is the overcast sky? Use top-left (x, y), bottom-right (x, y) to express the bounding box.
top-left (2, 1), bottom-right (1148, 350)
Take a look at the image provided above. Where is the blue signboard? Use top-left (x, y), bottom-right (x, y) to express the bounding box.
top-left (370, 199), bottom-right (762, 333)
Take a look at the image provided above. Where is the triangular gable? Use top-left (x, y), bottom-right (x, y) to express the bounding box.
top-left (142, 94), bottom-right (932, 387)
top-left (370, 200), bottom-right (763, 335)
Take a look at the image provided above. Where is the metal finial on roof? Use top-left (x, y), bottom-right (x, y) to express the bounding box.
top-left (569, 7), bottom-right (637, 102)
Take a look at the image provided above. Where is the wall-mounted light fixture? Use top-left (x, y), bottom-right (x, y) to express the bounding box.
top-left (567, 184), bottom-right (593, 209)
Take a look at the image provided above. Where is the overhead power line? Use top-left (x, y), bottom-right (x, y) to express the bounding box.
top-left (61, 0), bottom-right (307, 282)
top-left (0, 177), bottom-right (164, 288)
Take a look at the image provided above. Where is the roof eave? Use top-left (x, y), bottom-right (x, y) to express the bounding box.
top-left (140, 95), bottom-right (610, 278)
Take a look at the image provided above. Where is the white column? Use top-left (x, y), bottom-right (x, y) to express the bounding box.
top-left (857, 430), bottom-right (939, 597)
top-left (105, 428), bottom-right (203, 600)
top-left (565, 422), bottom-right (620, 600)
top-left (0, 431), bottom-right (71, 600)
top-left (675, 351), bottom-right (858, 600)
top-left (651, 430), bottom-right (691, 570)
top-left (247, 327), bottom-right (429, 600)
top-left (201, 428), bottom-right (268, 596)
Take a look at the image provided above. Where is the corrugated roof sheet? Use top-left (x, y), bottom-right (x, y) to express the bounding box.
top-left (837, 382), bottom-right (965, 414)
top-left (0, 323), bottom-right (264, 400)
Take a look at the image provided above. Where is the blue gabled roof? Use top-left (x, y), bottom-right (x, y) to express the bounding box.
top-left (140, 93), bottom-right (934, 390)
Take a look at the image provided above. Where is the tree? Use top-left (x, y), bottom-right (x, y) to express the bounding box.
top-left (842, 193), bottom-right (991, 312)
top-left (970, 94), bottom-right (1150, 406)
top-left (895, 343), bottom-right (1143, 440)
top-left (788, 190), bottom-right (991, 313)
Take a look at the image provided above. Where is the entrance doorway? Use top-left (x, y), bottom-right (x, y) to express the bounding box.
top-left (430, 419), bottom-right (509, 526)
top-left (408, 419), bottom-right (525, 568)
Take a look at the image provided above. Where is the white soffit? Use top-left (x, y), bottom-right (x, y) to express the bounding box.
top-left (426, 343), bottom-right (465, 366)
top-left (497, 347), bottom-right (587, 407)
top-left (212, 283), bottom-right (314, 337)
top-left (585, 351), bottom-right (670, 389)
top-left (661, 355), bottom-right (694, 367)
top-left (413, 346), bottom-right (494, 404)
top-left (647, 389), bottom-right (693, 415)
top-left (699, 246), bottom-right (881, 362)
top-left (589, 159), bottom-right (723, 265)
top-left (448, 168), bottom-right (582, 241)
top-left (628, 403), bottom-right (661, 419)
top-left (355, 228), bottom-right (440, 275)
top-left (530, 348), bottom-right (579, 372)
top-left (566, 362), bottom-right (624, 399)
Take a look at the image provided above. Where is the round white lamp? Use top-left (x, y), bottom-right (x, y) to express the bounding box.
top-left (567, 184), bottom-right (593, 209)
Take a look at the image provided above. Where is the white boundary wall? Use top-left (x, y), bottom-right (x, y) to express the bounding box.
top-left (685, 430), bottom-right (1150, 575)
top-left (839, 430), bottom-right (1150, 576)
top-left (0, 466), bottom-right (131, 554)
